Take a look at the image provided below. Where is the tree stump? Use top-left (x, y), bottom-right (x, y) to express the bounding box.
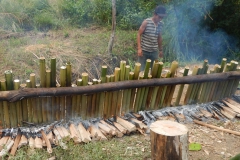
top-left (150, 120), bottom-right (189, 160)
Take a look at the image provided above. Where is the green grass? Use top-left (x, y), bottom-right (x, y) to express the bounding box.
top-left (6, 134), bottom-right (151, 160)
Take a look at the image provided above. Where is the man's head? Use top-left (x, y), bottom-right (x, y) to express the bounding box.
top-left (154, 5), bottom-right (166, 20)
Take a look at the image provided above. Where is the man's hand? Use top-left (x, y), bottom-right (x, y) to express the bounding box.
top-left (138, 48), bottom-right (143, 56)
top-left (159, 50), bottom-right (163, 58)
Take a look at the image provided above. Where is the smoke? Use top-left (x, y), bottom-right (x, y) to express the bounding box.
top-left (162, 0), bottom-right (239, 63)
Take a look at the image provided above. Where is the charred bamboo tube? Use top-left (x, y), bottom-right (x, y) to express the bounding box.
top-left (39, 57), bottom-right (46, 87)
top-left (184, 66), bottom-right (199, 104)
top-left (50, 57), bottom-right (56, 87)
top-left (14, 79), bottom-right (22, 126)
top-left (101, 66), bottom-right (107, 83)
top-left (131, 63), bottom-right (141, 111)
top-left (1, 80), bottom-right (10, 128)
top-left (5, 70), bottom-right (13, 90)
top-left (175, 66), bottom-right (189, 106)
top-left (81, 73), bottom-right (88, 119)
top-left (166, 61), bottom-right (179, 106)
top-left (122, 65), bottom-right (130, 115)
top-left (66, 62), bottom-right (72, 87)
top-left (46, 70), bottom-right (51, 88)
top-left (150, 62), bottom-right (163, 110)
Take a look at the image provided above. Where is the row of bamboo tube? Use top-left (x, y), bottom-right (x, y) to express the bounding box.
top-left (0, 57), bottom-right (239, 128)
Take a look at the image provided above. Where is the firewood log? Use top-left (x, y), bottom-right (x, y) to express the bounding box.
top-left (98, 123), bottom-right (113, 135)
top-left (0, 138), bottom-right (14, 157)
top-left (35, 137), bottom-right (43, 149)
top-left (222, 100), bottom-right (240, 113)
top-left (60, 126), bottom-right (70, 138)
top-left (0, 136), bottom-right (9, 151)
top-left (10, 132), bottom-right (21, 156)
top-left (29, 137), bottom-right (35, 149)
top-left (68, 124), bottom-right (81, 143)
top-left (199, 109), bottom-right (213, 118)
top-left (226, 98), bottom-right (240, 109)
top-left (41, 130), bottom-right (52, 153)
top-left (77, 123), bottom-right (91, 143)
top-left (116, 116), bottom-right (136, 132)
top-left (130, 118), bottom-right (148, 129)
top-left (88, 125), bottom-right (107, 141)
top-left (100, 120), bottom-right (116, 136)
top-left (18, 135), bottom-right (28, 148)
top-left (47, 131), bottom-right (54, 145)
top-left (53, 128), bottom-right (67, 149)
top-left (113, 122), bottom-right (127, 134)
top-left (56, 127), bottom-right (65, 138)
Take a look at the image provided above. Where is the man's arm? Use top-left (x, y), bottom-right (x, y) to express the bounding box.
top-left (158, 33), bottom-right (163, 58)
top-left (137, 20), bottom-right (147, 57)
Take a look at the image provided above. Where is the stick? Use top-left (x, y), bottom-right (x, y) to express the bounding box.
top-left (194, 120), bottom-right (240, 136)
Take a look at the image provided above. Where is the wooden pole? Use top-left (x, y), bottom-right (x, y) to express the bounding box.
top-left (150, 120), bottom-right (189, 160)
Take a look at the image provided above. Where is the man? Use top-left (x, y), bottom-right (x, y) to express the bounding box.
top-left (137, 5), bottom-right (166, 71)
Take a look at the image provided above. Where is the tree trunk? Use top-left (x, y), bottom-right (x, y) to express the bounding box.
top-left (150, 120), bottom-right (189, 160)
top-left (108, 0), bottom-right (116, 55)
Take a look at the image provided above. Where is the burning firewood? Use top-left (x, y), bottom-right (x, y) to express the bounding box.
top-left (69, 123), bottom-right (81, 143)
top-left (18, 135), bottom-right (28, 148)
top-left (53, 128), bottom-right (67, 149)
top-left (99, 120), bottom-right (116, 136)
top-left (77, 123), bottom-right (91, 143)
top-left (222, 100), bottom-right (240, 113)
top-left (88, 125), bottom-right (107, 141)
top-left (60, 126), bottom-right (70, 139)
top-left (98, 123), bottom-right (113, 135)
top-left (116, 116), bottom-right (136, 133)
top-left (225, 98), bottom-right (240, 108)
top-left (112, 122), bottom-right (127, 134)
top-left (199, 108), bottom-right (213, 118)
top-left (10, 130), bottom-right (21, 156)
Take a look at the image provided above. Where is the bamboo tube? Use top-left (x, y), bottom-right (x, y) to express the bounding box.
top-left (130, 63), bottom-right (141, 111)
top-left (141, 75), bottom-right (152, 110)
top-left (101, 66), bottom-right (107, 83)
top-left (107, 75), bottom-right (114, 117)
top-left (39, 57), bottom-right (46, 87)
top-left (165, 61), bottom-right (179, 106)
top-left (122, 65), bottom-right (130, 115)
top-left (120, 61), bottom-right (126, 81)
top-left (55, 96), bottom-right (60, 120)
top-left (60, 66), bottom-right (67, 87)
top-left (14, 79), bottom-right (22, 126)
top-left (91, 79), bottom-right (98, 118)
top-left (112, 68), bottom-right (120, 116)
top-left (103, 76), bottom-right (111, 119)
top-left (224, 61), bottom-right (238, 96)
top-left (220, 58), bottom-right (227, 72)
top-left (50, 57), bottom-right (56, 87)
top-left (87, 82), bottom-right (93, 118)
top-left (125, 72), bottom-right (134, 113)
top-left (159, 71), bottom-right (171, 108)
top-left (46, 70), bottom-right (51, 88)
top-left (26, 80), bottom-right (33, 123)
top-left (207, 65), bottom-right (221, 101)
top-left (134, 75), bottom-right (144, 112)
top-left (143, 59), bottom-right (151, 79)
top-left (217, 63), bottom-right (231, 99)
top-left (175, 66), bottom-right (189, 106)
top-left (0, 80), bottom-right (8, 128)
top-left (184, 66), bottom-right (199, 104)
top-left (76, 79), bottom-right (83, 118)
top-left (0, 98), bottom-right (4, 128)
top-left (66, 62), bottom-right (72, 87)
top-left (81, 73), bottom-right (88, 119)
top-left (97, 79), bottom-right (105, 118)
top-left (4, 70), bottom-right (13, 90)
top-left (150, 62), bottom-right (163, 110)
top-left (30, 73), bottom-right (36, 88)
top-left (42, 97), bottom-right (48, 123)
top-left (71, 84), bottom-right (77, 119)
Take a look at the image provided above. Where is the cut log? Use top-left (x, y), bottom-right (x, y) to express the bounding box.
top-left (116, 116), bottom-right (136, 132)
top-left (100, 120), bottom-right (116, 136)
top-left (222, 100), bottom-right (240, 113)
top-left (226, 98), bottom-right (240, 109)
top-left (199, 109), bottom-right (213, 118)
top-left (60, 126), bottom-right (71, 138)
top-left (88, 125), bottom-right (107, 141)
top-left (56, 127), bottom-right (65, 138)
top-left (18, 135), bottom-right (28, 148)
top-left (98, 123), bottom-right (113, 135)
top-left (41, 130), bottom-right (53, 153)
top-left (150, 120), bottom-right (189, 160)
top-left (35, 137), bottom-right (43, 149)
top-left (46, 131), bottom-right (54, 144)
top-left (69, 123), bottom-right (81, 143)
top-left (130, 118), bottom-right (147, 130)
top-left (0, 138), bottom-right (14, 157)
top-left (10, 131), bottom-right (22, 156)
top-left (113, 122), bottom-right (127, 134)
top-left (29, 137), bottom-right (35, 149)
top-left (53, 128), bottom-right (67, 149)
top-left (77, 123), bottom-right (91, 143)
top-left (0, 136), bottom-right (9, 151)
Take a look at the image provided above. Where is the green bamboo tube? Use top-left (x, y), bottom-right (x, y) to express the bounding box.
top-left (224, 61), bottom-right (238, 96)
top-left (101, 65), bottom-right (107, 83)
top-left (60, 66), bottom-right (67, 87)
top-left (149, 62), bottom-right (164, 109)
top-left (203, 69), bottom-right (216, 102)
top-left (76, 79), bottom-right (83, 118)
top-left (112, 68), bottom-right (120, 116)
top-left (36, 84), bottom-right (43, 123)
top-left (151, 61), bottom-right (160, 78)
top-left (130, 63), bottom-right (141, 111)
top-left (86, 82), bottom-right (93, 118)
top-left (220, 58), bottom-right (227, 72)
top-left (55, 96), bottom-right (60, 121)
top-left (46, 70), bottom-right (51, 88)
top-left (39, 57), bottom-right (46, 87)
top-left (121, 65), bottom-right (130, 114)
top-left (165, 61), bottom-right (179, 106)
top-left (14, 79), bottom-right (22, 126)
top-left (66, 62), bottom-right (72, 87)
top-left (120, 61), bottom-right (126, 81)
top-left (30, 73), bottom-right (36, 88)
top-left (91, 79), bottom-right (98, 118)
top-left (207, 65), bottom-right (221, 101)
top-left (50, 57), bottom-right (56, 87)
top-left (103, 76), bottom-right (110, 118)
top-left (211, 64), bottom-right (225, 101)
top-left (97, 79), bottom-right (105, 118)
top-left (141, 75), bottom-right (152, 110)
top-left (143, 59), bottom-right (151, 79)
top-left (159, 71), bottom-right (171, 108)
top-left (81, 73), bottom-right (88, 119)
top-left (134, 75), bottom-right (144, 112)
top-left (8, 79), bottom-right (19, 127)
top-left (71, 84), bottom-right (77, 119)
top-left (133, 62), bottom-right (141, 80)
top-left (154, 86), bottom-right (164, 109)
top-left (230, 65), bottom-right (240, 95)
top-left (175, 66), bottom-right (189, 106)
top-left (4, 70), bottom-right (13, 90)
top-left (125, 72), bottom-right (134, 113)
top-left (1, 80), bottom-right (10, 128)
top-left (184, 66), bottom-right (199, 104)
top-left (0, 98), bottom-right (4, 128)
top-left (25, 80), bottom-right (33, 123)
